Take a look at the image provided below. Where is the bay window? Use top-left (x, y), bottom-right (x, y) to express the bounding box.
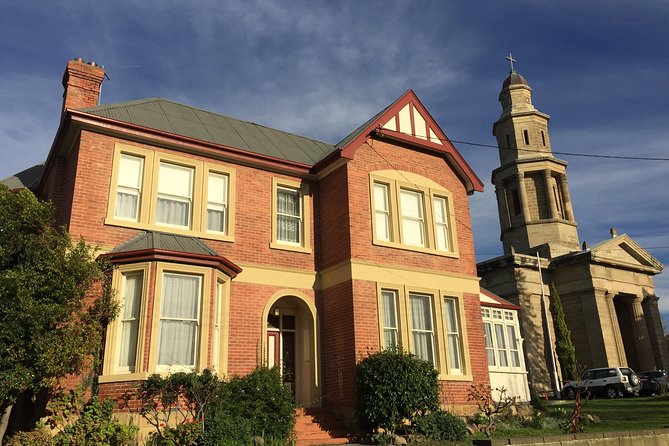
top-left (481, 307), bottom-right (523, 370)
top-left (117, 271), bottom-right (143, 372)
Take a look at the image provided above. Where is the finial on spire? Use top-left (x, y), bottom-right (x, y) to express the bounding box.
top-left (506, 53), bottom-right (517, 72)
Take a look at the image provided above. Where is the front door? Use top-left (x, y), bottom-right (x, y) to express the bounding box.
top-left (267, 313), bottom-right (296, 397)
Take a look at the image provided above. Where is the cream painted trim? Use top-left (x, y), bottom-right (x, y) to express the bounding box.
top-left (270, 177), bottom-right (312, 253)
top-left (104, 143), bottom-right (237, 242)
top-left (148, 262), bottom-right (213, 374)
top-left (319, 258), bottom-right (480, 293)
top-left (101, 262), bottom-right (151, 377)
top-left (236, 262), bottom-right (317, 289)
top-left (375, 283), bottom-right (473, 381)
top-left (98, 372), bottom-right (149, 384)
top-left (369, 171), bottom-right (460, 258)
top-left (212, 271), bottom-right (231, 378)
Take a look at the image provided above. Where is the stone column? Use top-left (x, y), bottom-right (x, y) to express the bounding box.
top-left (630, 296), bottom-right (655, 371)
top-left (495, 185), bottom-right (510, 230)
top-left (642, 295), bottom-right (667, 369)
top-left (558, 174), bottom-right (575, 222)
top-left (517, 172), bottom-right (531, 223)
top-left (544, 170), bottom-right (558, 219)
top-left (604, 291), bottom-right (627, 366)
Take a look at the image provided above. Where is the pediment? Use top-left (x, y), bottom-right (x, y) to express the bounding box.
top-left (590, 234), bottom-right (663, 272)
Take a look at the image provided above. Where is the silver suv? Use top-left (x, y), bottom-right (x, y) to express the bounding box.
top-left (562, 367), bottom-right (641, 399)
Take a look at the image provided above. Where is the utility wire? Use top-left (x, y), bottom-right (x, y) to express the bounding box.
top-left (382, 130), bottom-right (669, 161)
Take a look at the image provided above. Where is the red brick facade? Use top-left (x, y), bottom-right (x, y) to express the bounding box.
top-left (36, 58), bottom-right (489, 416)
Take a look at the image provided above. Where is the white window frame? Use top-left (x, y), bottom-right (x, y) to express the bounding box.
top-left (443, 297), bottom-right (464, 374)
top-left (400, 188), bottom-right (427, 247)
top-left (481, 307), bottom-right (524, 371)
top-left (116, 271), bottom-right (144, 373)
top-left (276, 186), bottom-right (302, 245)
top-left (409, 292), bottom-right (437, 366)
top-left (114, 154), bottom-right (144, 222)
top-left (373, 182), bottom-right (392, 242)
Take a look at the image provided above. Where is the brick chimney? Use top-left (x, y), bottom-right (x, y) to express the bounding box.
top-left (61, 57), bottom-right (105, 115)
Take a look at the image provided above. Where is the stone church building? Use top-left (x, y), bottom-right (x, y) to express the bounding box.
top-left (478, 67), bottom-right (666, 396)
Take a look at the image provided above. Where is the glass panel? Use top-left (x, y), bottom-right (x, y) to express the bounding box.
top-left (495, 323), bottom-right (508, 367)
top-left (484, 323), bottom-right (496, 366)
top-left (115, 154), bottom-right (143, 221)
top-left (158, 273), bottom-right (200, 368)
top-left (382, 290), bottom-right (398, 349)
top-left (158, 162), bottom-right (193, 198)
top-left (444, 297), bottom-right (462, 372)
top-left (207, 172), bottom-right (228, 233)
top-left (410, 294), bottom-right (434, 364)
top-left (507, 325), bottom-right (521, 367)
top-left (374, 183), bottom-right (391, 241)
top-left (433, 196), bottom-right (450, 251)
top-left (118, 272), bottom-right (143, 369)
top-left (277, 187), bottom-right (301, 243)
top-left (157, 197), bottom-right (190, 227)
top-left (400, 189), bottom-right (425, 247)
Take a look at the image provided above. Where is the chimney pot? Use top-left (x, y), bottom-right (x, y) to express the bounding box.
top-left (87, 61), bottom-right (98, 67)
top-left (73, 57), bottom-right (84, 63)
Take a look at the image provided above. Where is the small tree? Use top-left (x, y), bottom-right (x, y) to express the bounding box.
top-left (355, 348), bottom-right (439, 434)
top-left (467, 385), bottom-right (517, 437)
top-left (549, 283), bottom-right (578, 380)
top-left (0, 185), bottom-right (116, 442)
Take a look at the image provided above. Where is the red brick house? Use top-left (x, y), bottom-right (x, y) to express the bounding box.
top-left (22, 58), bottom-right (489, 424)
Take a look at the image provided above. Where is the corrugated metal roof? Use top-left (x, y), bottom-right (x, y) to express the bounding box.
top-left (1, 163), bottom-right (44, 190)
top-left (81, 98), bottom-right (334, 166)
top-left (110, 231), bottom-right (219, 256)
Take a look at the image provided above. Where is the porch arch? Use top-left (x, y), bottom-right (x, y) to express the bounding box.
top-left (261, 290), bottom-right (320, 406)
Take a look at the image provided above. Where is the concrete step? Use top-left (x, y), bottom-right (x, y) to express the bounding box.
top-left (294, 407), bottom-right (350, 446)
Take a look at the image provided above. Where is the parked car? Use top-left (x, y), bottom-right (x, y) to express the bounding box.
top-left (638, 370), bottom-right (669, 396)
top-left (562, 367), bottom-right (641, 399)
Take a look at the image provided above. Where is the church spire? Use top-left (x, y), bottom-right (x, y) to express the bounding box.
top-left (490, 61), bottom-right (580, 257)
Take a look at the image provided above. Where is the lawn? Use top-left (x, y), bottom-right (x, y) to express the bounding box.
top-left (469, 396), bottom-right (669, 442)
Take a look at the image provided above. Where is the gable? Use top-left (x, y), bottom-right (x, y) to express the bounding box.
top-left (333, 90), bottom-right (484, 194)
top-left (381, 102), bottom-right (443, 145)
top-left (590, 234), bottom-right (663, 272)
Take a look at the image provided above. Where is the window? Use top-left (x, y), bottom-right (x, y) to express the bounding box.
top-left (115, 154), bottom-right (144, 221)
top-left (433, 196), bottom-right (451, 251)
top-left (100, 262), bottom-right (231, 383)
top-left (157, 273), bottom-right (202, 370)
top-left (377, 285), bottom-right (471, 379)
top-left (381, 290), bottom-right (399, 349)
top-left (156, 162), bottom-right (194, 228)
top-left (443, 297), bottom-right (463, 373)
top-left (541, 130), bottom-right (546, 147)
top-left (369, 172), bottom-right (458, 256)
top-left (276, 187), bottom-right (302, 244)
top-left (505, 134), bottom-right (511, 150)
top-left (523, 129), bottom-right (530, 145)
top-left (117, 272), bottom-right (143, 372)
top-left (207, 172), bottom-right (229, 234)
top-left (373, 183), bottom-right (391, 241)
top-left (400, 189), bottom-right (426, 247)
top-left (410, 293), bottom-right (435, 365)
top-left (107, 144), bottom-right (236, 241)
top-left (481, 307), bottom-right (523, 370)
top-left (271, 178), bottom-right (311, 253)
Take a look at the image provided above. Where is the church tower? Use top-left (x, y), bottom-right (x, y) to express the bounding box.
top-left (492, 63), bottom-right (579, 257)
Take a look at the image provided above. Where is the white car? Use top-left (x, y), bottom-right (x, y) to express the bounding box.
top-left (562, 367), bottom-right (641, 399)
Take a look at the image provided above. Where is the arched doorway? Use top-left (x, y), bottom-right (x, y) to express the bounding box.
top-left (263, 292), bottom-right (320, 407)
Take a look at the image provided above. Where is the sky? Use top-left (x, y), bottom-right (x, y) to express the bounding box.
top-left (1, 1), bottom-right (668, 310)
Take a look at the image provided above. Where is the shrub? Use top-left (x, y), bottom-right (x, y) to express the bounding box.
top-left (412, 410), bottom-right (467, 442)
top-left (123, 369), bottom-right (220, 446)
top-left (5, 430), bottom-right (54, 446)
top-left (355, 348), bottom-right (439, 433)
top-left (54, 396), bottom-right (137, 445)
top-left (203, 367), bottom-right (295, 445)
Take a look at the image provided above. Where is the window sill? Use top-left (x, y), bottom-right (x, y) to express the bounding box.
top-left (104, 217), bottom-right (235, 243)
top-left (269, 241), bottom-right (312, 254)
top-left (372, 239), bottom-right (459, 258)
top-left (438, 373), bottom-right (473, 382)
top-left (98, 372), bottom-right (149, 384)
